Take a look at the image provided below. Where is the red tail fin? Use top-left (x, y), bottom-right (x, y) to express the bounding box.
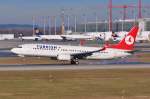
top-left (107, 26), bottom-right (139, 51)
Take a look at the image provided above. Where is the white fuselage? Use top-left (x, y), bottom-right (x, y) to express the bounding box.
top-left (11, 44), bottom-right (131, 60)
top-left (40, 34), bottom-right (94, 40)
top-left (40, 35), bottom-right (63, 40)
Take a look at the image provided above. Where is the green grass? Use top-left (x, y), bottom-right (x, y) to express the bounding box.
top-left (0, 69), bottom-right (150, 99)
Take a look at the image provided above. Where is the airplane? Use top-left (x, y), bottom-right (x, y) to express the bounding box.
top-left (40, 35), bottom-right (63, 40)
top-left (20, 27), bottom-right (100, 41)
top-left (21, 35), bottom-right (42, 41)
top-left (20, 28), bottom-right (43, 41)
top-left (21, 32), bottom-right (95, 41)
top-left (60, 34), bottom-right (94, 41)
top-left (11, 26), bottom-right (139, 65)
top-left (136, 31), bottom-right (150, 42)
top-left (40, 34), bottom-right (93, 41)
top-left (41, 30), bottom-right (96, 41)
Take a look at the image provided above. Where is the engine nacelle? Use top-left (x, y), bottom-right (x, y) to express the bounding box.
top-left (57, 54), bottom-right (72, 61)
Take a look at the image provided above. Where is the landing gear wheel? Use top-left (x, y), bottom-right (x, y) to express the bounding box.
top-left (71, 58), bottom-right (79, 65)
top-left (35, 38), bottom-right (38, 41)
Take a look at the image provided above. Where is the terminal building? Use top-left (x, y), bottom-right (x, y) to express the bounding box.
top-left (0, 34), bottom-right (14, 40)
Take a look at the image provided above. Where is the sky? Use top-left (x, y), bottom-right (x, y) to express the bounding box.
top-left (0, 0), bottom-right (150, 24)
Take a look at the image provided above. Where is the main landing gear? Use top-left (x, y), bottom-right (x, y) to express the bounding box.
top-left (71, 58), bottom-right (79, 65)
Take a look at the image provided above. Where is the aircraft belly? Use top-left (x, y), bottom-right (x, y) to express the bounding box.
top-left (86, 53), bottom-right (114, 59)
top-left (36, 50), bottom-right (57, 57)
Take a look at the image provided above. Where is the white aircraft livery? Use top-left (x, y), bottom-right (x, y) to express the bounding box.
top-left (11, 26), bottom-right (139, 64)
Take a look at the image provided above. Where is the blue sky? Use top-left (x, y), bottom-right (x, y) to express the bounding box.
top-left (0, 0), bottom-right (149, 24)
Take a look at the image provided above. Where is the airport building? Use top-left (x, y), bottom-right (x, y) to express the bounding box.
top-left (0, 34), bottom-right (14, 40)
top-left (75, 18), bottom-right (150, 33)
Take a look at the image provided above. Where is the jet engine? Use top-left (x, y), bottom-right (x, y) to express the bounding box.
top-left (57, 54), bottom-right (72, 61)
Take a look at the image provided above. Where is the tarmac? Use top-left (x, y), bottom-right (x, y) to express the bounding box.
top-left (0, 64), bottom-right (150, 71)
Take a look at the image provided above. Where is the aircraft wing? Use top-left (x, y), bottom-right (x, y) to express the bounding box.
top-left (71, 47), bottom-right (106, 59)
top-left (61, 35), bottom-right (92, 40)
top-left (61, 35), bottom-right (77, 41)
top-left (60, 35), bottom-right (68, 40)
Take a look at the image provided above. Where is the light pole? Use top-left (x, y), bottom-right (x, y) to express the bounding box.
top-left (48, 16), bottom-right (51, 35)
top-left (74, 15), bottom-right (77, 33)
top-left (120, 11), bottom-right (124, 31)
top-left (61, 8), bottom-right (65, 35)
top-left (83, 14), bottom-right (87, 33)
top-left (32, 16), bottom-right (35, 36)
top-left (67, 15), bottom-right (70, 31)
top-left (43, 16), bottom-right (46, 35)
top-left (95, 13), bottom-right (98, 32)
top-left (54, 16), bottom-right (56, 35)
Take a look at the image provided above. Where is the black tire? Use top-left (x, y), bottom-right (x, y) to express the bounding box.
top-left (71, 58), bottom-right (79, 65)
top-left (71, 60), bottom-right (75, 64)
top-left (35, 38), bottom-right (38, 41)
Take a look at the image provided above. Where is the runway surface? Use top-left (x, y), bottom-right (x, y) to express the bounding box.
top-left (0, 64), bottom-right (150, 71)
